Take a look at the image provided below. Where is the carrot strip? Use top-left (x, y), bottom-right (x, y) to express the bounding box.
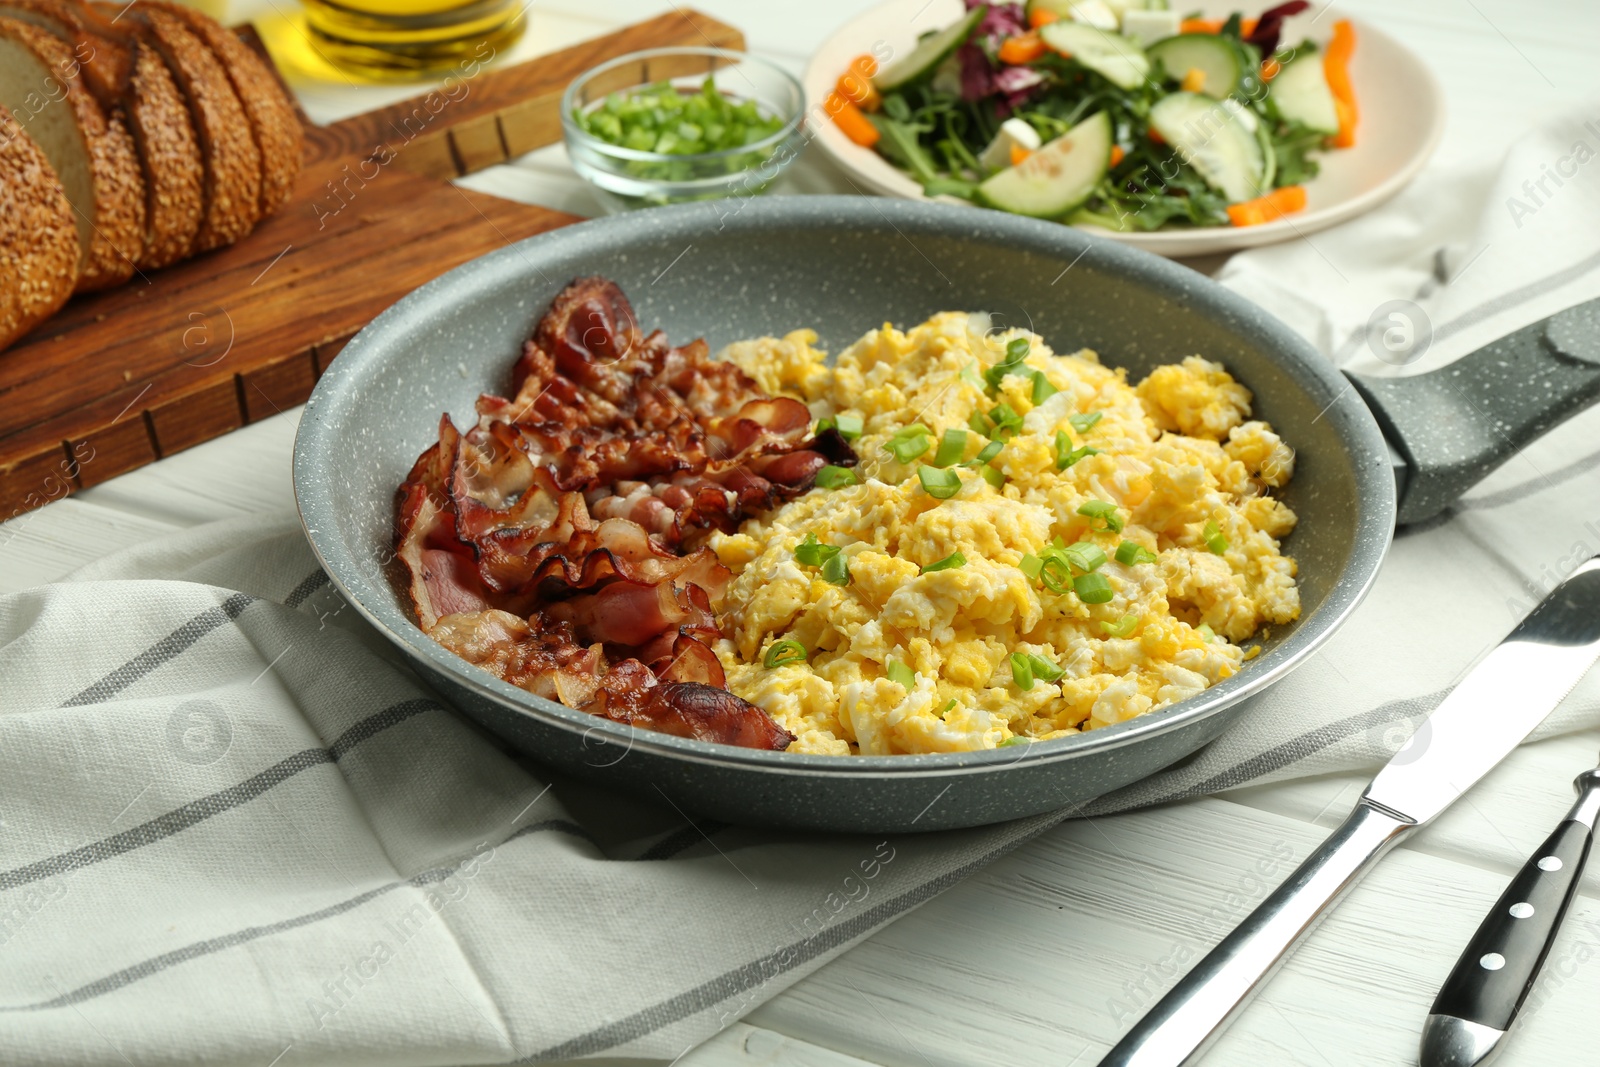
top-left (836, 70), bottom-right (881, 111)
top-left (1226, 185), bottom-right (1307, 227)
top-left (998, 32), bottom-right (1046, 65)
top-left (1010, 143), bottom-right (1033, 166)
top-left (1180, 66), bottom-right (1206, 93)
top-left (1028, 7), bottom-right (1059, 27)
top-left (1180, 17), bottom-right (1256, 34)
top-left (1324, 19), bottom-right (1358, 147)
top-left (849, 53), bottom-right (878, 79)
top-left (1260, 57), bottom-right (1281, 81)
top-left (1110, 144), bottom-right (1125, 167)
top-left (824, 92), bottom-right (879, 147)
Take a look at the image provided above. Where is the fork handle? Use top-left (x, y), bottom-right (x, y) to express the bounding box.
top-left (1420, 770), bottom-right (1600, 1067)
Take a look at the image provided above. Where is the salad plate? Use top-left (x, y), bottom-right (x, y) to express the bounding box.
top-left (804, 0), bottom-right (1445, 257)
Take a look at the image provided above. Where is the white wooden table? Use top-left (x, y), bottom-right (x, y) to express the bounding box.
top-left (6, 2), bottom-right (1600, 1064)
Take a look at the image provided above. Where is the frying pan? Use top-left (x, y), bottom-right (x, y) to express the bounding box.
top-left (292, 196), bottom-right (1600, 833)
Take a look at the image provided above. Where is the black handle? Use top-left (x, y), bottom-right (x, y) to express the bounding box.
top-left (1428, 816), bottom-right (1593, 1030)
top-left (1347, 296), bottom-right (1600, 525)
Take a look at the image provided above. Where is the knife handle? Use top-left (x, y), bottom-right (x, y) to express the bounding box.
top-left (1421, 770), bottom-right (1600, 1067)
top-left (1097, 799), bottom-right (1415, 1067)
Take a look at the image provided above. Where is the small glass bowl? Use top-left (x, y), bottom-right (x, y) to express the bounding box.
top-left (561, 47), bottom-right (807, 212)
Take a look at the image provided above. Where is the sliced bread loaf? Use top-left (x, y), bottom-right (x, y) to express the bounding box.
top-left (147, 0), bottom-right (301, 217)
top-left (117, 3), bottom-right (260, 253)
top-left (0, 15), bottom-right (144, 291)
top-left (0, 102), bottom-right (79, 350)
top-left (0, 0), bottom-right (203, 269)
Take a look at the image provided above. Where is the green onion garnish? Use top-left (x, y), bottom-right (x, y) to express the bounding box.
top-left (973, 440), bottom-right (1004, 465)
top-left (817, 413), bottom-right (863, 439)
top-left (794, 533), bottom-right (840, 567)
top-left (988, 403), bottom-right (1024, 439)
top-left (814, 465), bottom-right (857, 489)
top-left (918, 466), bottom-right (962, 499)
top-left (886, 658), bottom-right (915, 688)
top-left (763, 639), bottom-right (807, 668)
top-left (1039, 555), bottom-right (1072, 594)
top-left (1019, 553), bottom-right (1043, 579)
top-left (998, 735), bottom-right (1032, 747)
top-left (1077, 499), bottom-right (1124, 533)
top-left (1100, 614), bottom-right (1139, 637)
top-left (979, 464), bottom-right (1006, 489)
top-left (968, 409), bottom-right (994, 435)
top-left (1062, 541), bottom-right (1107, 573)
top-left (1030, 370), bottom-right (1058, 405)
top-left (883, 425), bottom-right (932, 464)
top-left (821, 552), bottom-right (851, 586)
top-left (1196, 623), bottom-right (1215, 642)
top-left (1054, 430), bottom-right (1099, 470)
top-left (940, 697), bottom-right (958, 716)
top-left (983, 338), bottom-right (1031, 392)
top-left (960, 363), bottom-right (986, 391)
top-left (932, 428), bottom-right (968, 468)
top-left (1203, 520), bottom-right (1229, 554)
top-left (1073, 571), bottom-right (1114, 604)
top-left (1069, 411), bottom-right (1103, 433)
top-left (921, 551), bottom-right (966, 573)
top-left (1010, 651), bottom-right (1066, 691)
top-left (1115, 540), bottom-right (1158, 566)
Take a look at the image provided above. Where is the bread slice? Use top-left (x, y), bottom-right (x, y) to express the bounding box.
top-left (145, 0), bottom-right (301, 217)
top-left (0, 0), bottom-right (203, 269)
top-left (115, 3), bottom-right (260, 253)
top-left (0, 102), bottom-right (79, 350)
top-left (0, 15), bottom-right (144, 291)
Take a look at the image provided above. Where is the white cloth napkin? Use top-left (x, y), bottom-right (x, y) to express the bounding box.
top-left (3, 112), bottom-right (1599, 1066)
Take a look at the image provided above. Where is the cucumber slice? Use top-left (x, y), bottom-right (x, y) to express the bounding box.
top-left (1146, 33), bottom-right (1246, 97)
top-left (1149, 91), bottom-right (1266, 202)
top-left (1038, 21), bottom-right (1150, 90)
top-left (1269, 45), bottom-right (1339, 134)
top-left (976, 110), bottom-right (1112, 217)
top-left (873, 6), bottom-right (986, 92)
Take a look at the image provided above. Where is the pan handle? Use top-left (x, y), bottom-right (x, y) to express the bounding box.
top-left (1346, 296), bottom-right (1600, 525)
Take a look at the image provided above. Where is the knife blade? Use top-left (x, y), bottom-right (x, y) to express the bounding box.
top-left (1098, 554), bottom-right (1600, 1067)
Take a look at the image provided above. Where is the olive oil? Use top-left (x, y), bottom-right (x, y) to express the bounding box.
top-left (301, 0), bottom-right (524, 80)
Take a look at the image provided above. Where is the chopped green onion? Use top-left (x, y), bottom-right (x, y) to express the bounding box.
top-left (886, 658), bottom-right (915, 688)
top-left (918, 466), bottom-right (962, 499)
top-left (988, 403), bottom-right (1023, 439)
top-left (814, 465), bottom-right (858, 489)
top-left (979, 464), bottom-right (1007, 489)
top-left (960, 363), bottom-right (986, 391)
top-left (1100, 614), bottom-right (1139, 637)
top-left (1068, 411), bottom-right (1103, 434)
top-left (1203, 520), bottom-right (1229, 554)
top-left (1061, 541), bottom-right (1107, 573)
top-left (1054, 430), bottom-right (1098, 470)
top-left (1077, 499), bottom-right (1124, 533)
top-left (983, 338), bottom-right (1031, 392)
top-left (1006, 337), bottom-right (1029, 360)
top-left (1073, 571), bottom-right (1114, 604)
top-left (1115, 540), bottom-right (1158, 566)
top-left (820, 552), bottom-right (851, 585)
top-left (968, 409), bottom-right (994, 436)
top-left (884, 435), bottom-right (929, 464)
top-left (1030, 370), bottom-right (1058, 405)
top-left (763, 639), bottom-right (807, 668)
top-left (921, 551), bottom-right (966, 573)
top-left (940, 697), bottom-right (958, 716)
top-left (1039, 556), bottom-right (1072, 594)
top-left (1010, 651), bottom-right (1065, 691)
top-left (973, 440), bottom-right (1004, 465)
top-left (1019, 553), bottom-right (1043, 579)
top-left (817, 413), bottom-right (863, 439)
top-left (998, 735), bottom-right (1032, 747)
top-left (1196, 623), bottom-right (1215, 642)
top-left (932, 428), bottom-right (968, 468)
top-left (794, 533), bottom-right (840, 567)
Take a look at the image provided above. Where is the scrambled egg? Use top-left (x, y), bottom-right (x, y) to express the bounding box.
top-left (710, 313), bottom-right (1299, 756)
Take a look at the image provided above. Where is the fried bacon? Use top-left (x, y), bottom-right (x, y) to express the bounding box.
top-left (396, 277), bottom-right (855, 750)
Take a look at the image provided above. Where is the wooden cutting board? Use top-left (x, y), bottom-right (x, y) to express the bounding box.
top-left (0, 9), bottom-right (743, 520)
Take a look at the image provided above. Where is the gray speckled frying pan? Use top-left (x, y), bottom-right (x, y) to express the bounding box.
top-left (292, 196), bottom-right (1600, 833)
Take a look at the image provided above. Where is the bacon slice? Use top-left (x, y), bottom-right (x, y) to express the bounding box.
top-left (394, 277), bottom-right (845, 751)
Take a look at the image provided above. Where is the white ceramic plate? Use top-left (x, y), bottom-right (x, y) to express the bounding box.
top-left (804, 0), bottom-right (1445, 257)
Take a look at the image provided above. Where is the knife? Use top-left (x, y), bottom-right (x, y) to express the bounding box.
top-left (1098, 554), bottom-right (1600, 1067)
top-left (1419, 755), bottom-right (1600, 1066)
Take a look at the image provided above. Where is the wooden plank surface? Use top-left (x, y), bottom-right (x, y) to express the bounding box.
top-left (0, 8), bottom-right (746, 523)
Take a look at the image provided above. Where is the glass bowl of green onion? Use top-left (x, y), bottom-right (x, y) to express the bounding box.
top-left (562, 47), bottom-right (806, 211)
